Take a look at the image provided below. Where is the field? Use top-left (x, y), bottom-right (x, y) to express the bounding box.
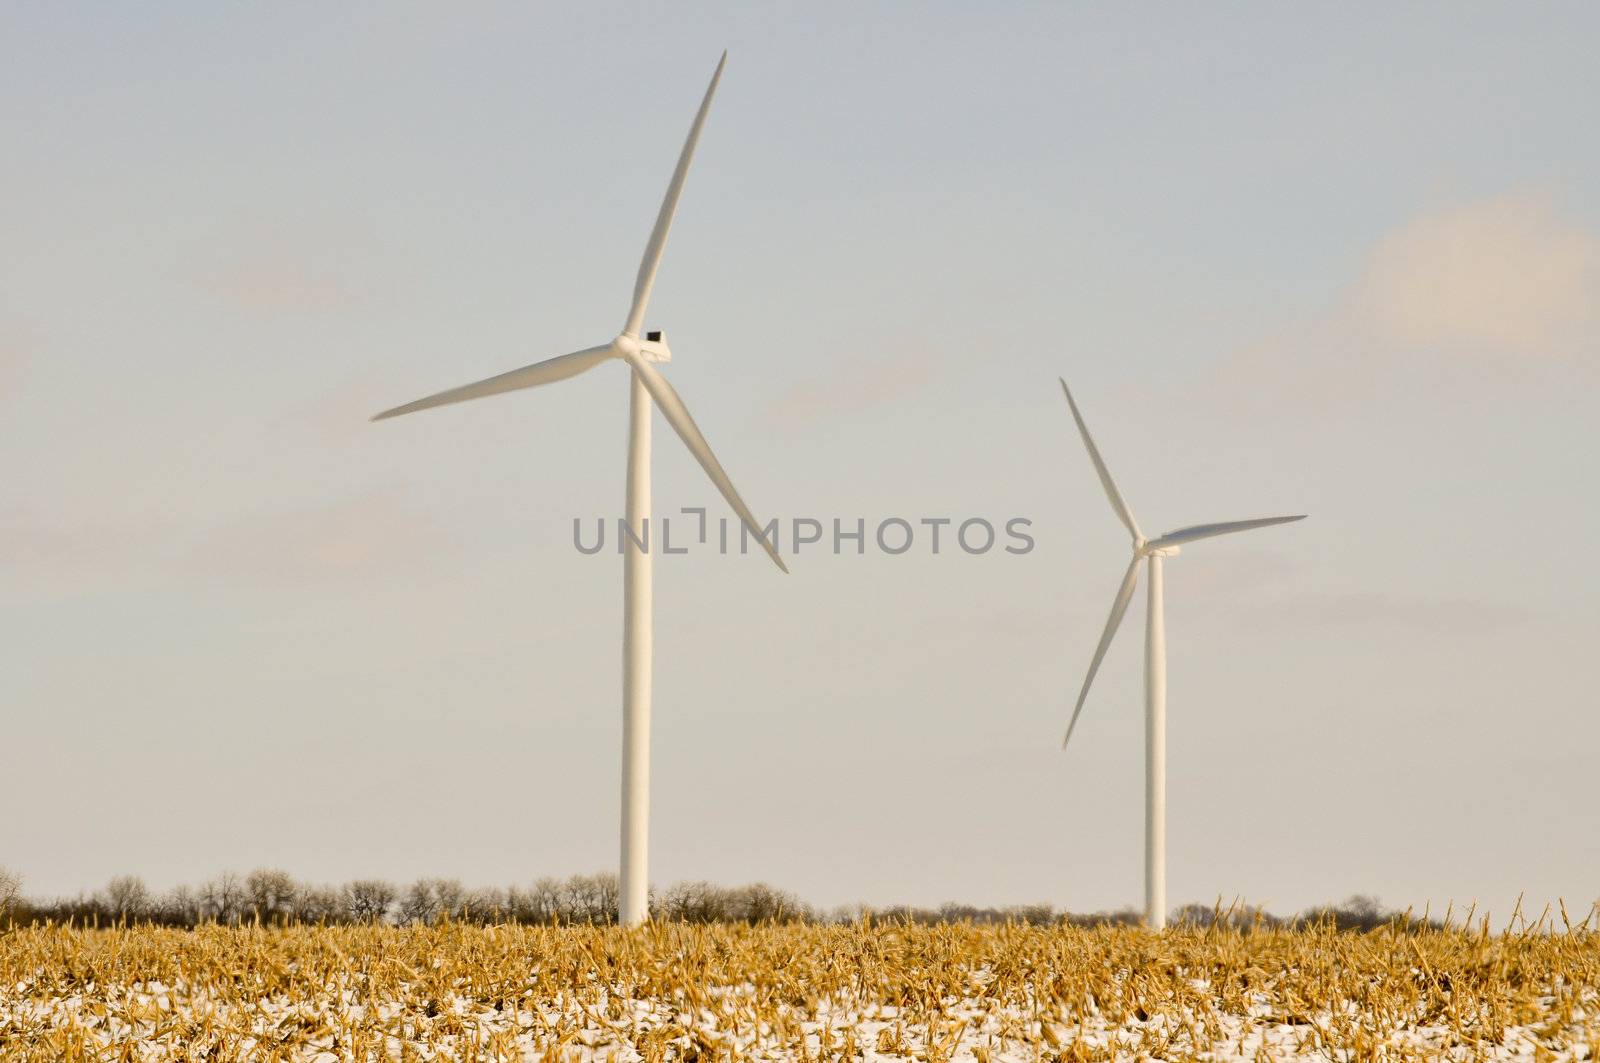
top-left (2, 921), bottom-right (1597, 1061)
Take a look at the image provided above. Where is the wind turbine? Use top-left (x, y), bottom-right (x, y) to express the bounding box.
top-left (373, 53), bottom-right (786, 927)
top-left (1058, 379), bottom-right (1304, 931)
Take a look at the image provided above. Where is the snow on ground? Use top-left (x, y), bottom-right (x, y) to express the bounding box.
top-left (5, 921), bottom-right (1598, 1060)
top-left (5, 974), bottom-right (1595, 1060)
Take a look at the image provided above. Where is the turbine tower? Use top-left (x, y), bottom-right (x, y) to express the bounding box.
top-left (1058, 379), bottom-right (1304, 930)
top-left (373, 53), bottom-right (786, 927)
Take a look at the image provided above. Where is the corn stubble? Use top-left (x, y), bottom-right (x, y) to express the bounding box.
top-left (2, 920), bottom-right (1596, 1060)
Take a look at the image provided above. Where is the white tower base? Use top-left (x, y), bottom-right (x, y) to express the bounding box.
top-left (1144, 551), bottom-right (1167, 931)
top-left (620, 370), bottom-right (653, 926)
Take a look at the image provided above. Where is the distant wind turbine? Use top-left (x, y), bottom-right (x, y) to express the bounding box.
top-left (1058, 379), bottom-right (1304, 931)
top-left (373, 53), bottom-right (786, 927)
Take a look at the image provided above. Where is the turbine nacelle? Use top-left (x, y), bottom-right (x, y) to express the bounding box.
top-left (613, 330), bottom-right (672, 364)
top-left (639, 329), bottom-right (672, 363)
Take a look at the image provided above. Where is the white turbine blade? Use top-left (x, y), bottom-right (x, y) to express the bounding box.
top-left (1063, 554), bottom-right (1141, 750)
top-left (1146, 514), bottom-right (1306, 550)
top-left (1059, 379), bottom-right (1142, 543)
top-left (625, 354), bottom-right (788, 574)
top-left (371, 345), bottom-right (615, 421)
top-left (622, 51), bottom-right (727, 338)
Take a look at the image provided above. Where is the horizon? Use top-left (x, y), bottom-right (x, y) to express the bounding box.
top-left (11, 864), bottom-right (1583, 932)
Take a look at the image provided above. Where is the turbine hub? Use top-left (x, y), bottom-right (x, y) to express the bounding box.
top-left (637, 329), bottom-right (672, 363)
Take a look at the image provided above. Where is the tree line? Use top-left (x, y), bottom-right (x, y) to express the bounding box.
top-left (0, 869), bottom-right (811, 928)
top-left (0, 866), bottom-right (1438, 932)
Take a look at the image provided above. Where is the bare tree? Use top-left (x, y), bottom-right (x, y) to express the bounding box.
top-left (658, 880), bottom-right (719, 923)
top-left (435, 879), bottom-right (467, 919)
top-left (200, 872), bottom-right (245, 925)
top-left (656, 881), bottom-right (808, 924)
top-left (556, 872), bottom-right (618, 924)
top-left (1171, 901), bottom-right (1280, 932)
top-left (1296, 894), bottom-right (1397, 932)
top-left (159, 885), bottom-right (202, 927)
top-left (594, 873), bottom-right (620, 922)
top-left (460, 885), bottom-right (502, 923)
top-left (825, 903), bottom-right (873, 925)
top-left (1012, 903), bottom-right (1055, 927)
top-left (292, 884), bottom-right (343, 925)
top-left (731, 883), bottom-right (808, 924)
top-left (245, 868), bottom-right (298, 924)
top-left (0, 866), bottom-right (22, 921)
top-left (342, 880), bottom-right (396, 923)
top-left (1062, 907), bottom-right (1144, 928)
top-left (104, 876), bottom-right (151, 922)
top-left (398, 880), bottom-right (439, 925)
top-left (522, 877), bottom-right (563, 923)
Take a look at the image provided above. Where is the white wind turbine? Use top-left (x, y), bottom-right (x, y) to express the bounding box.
top-left (1058, 379), bottom-right (1304, 931)
top-left (373, 53), bottom-right (786, 927)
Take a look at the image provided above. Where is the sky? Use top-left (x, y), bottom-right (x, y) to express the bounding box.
top-left (2, 3), bottom-right (1597, 919)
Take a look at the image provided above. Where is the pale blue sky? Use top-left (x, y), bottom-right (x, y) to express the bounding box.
top-left (3, 3), bottom-right (1597, 917)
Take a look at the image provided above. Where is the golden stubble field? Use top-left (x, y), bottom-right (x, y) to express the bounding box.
top-left (2, 920), bottom-right (1597, 1061)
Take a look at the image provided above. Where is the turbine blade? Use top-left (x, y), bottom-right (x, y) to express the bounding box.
top-left (1059, 379), bottom-right (1142, 542)
top-left (1147, 514), bottom-right (1307, 550)
top-left (625, 355), bottom-right (787, 574)
top-left (1063, 555), bottom-right (1140, 751)
top-left (622, 51), bottom-right (727, 338)
top-left (371, 345), bottom-right (615, 421)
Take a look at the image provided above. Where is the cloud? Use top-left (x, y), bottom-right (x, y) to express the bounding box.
top-left (1154, 548), bottom-right (1533, 636)
top-left (0, 511), bottom-right (132, 571)
top-left (188, 489), bottom-right (445, 582)
top-left (1357, 189), bottom-right (1599, 356)
top-left (0, 350), bottom-right (19, 400)
top-left (201, 250), bottom-right (354, 315)
top-left (0, 325), bottom-right (36, 402)
top-left (190, 212), bottom-right (383, 315)
top-left (762, 351), bottom-right (931, 429)
top-left (3, 488), bottom-right (446, 600)
top-left (279, 373), bottom-right (391, 443)
top-left (0, 505), bottom-right (179, 602)
top-left (1208, 188), bottom-right (1599, 410)
top-left (1166, 549), bottom-right (1300, 599)
top-left (1258, 592), bottom-right (1532, 636)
